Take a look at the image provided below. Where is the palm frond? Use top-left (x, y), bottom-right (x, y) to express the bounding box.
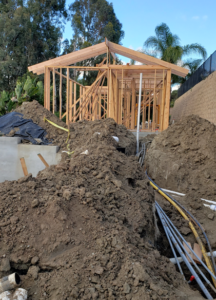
top-left (182, 44), bottom-right (207, 60)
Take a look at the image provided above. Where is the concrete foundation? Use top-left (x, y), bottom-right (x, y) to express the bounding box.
top-left (0, 137), bottom-right (61, 183)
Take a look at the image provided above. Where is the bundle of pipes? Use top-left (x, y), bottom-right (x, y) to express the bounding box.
top-left (136, 142), bottom-right (151, 167)
top-left (146, 174), bottom-right (216, 299)
top-left (156, 202), bottom-right (215, 299)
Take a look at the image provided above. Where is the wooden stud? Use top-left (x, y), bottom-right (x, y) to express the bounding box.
top-left (66, 67), bottom-right (69, 125)
top-left (148, 80), bottom-right (150, 130)
top-left (53, 68), bottom-right (56, 113)
top-left (20, 157), bottom-right (28, 176)
top-left (152, 70), bottom-right (157, 130)
top-left (74, 83), bottom-right (77, 118)
top-left (59, 68), bottom-right (62, 119)
top-left (37, 154), bottom-right (49, 168)
top-left (69, 81), bottom-right (73, 122)
top-left (163, 69), bottom-right (171, 130)
top-left (131, 78), bottom-right (136, 129)
top-left (142, 81), bottom-right (146, 129)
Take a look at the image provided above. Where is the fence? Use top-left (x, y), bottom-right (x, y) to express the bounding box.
top-left (178, 50), bottom-right (216, 97)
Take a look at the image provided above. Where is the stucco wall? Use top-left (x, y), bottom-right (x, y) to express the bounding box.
top-left (171, 71), bottom-right (216, 124)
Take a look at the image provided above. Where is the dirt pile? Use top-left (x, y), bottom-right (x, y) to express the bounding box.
top-left (14, 101), bottom-right (136, 155)
top-left (146, 115), bottom-right (216, 196)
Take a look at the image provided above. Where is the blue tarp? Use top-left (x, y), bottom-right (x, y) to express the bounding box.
top-left (0, 112), bottom-right (50, 145)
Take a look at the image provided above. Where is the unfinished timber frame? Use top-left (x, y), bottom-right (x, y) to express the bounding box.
top-left (29, 39), bottom-right (188, 131)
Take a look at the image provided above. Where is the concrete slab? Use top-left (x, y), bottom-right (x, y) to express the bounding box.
top-left (0, 137), bottom-right (61, 183)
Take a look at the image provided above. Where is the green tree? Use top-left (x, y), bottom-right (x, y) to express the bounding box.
top-left (63, 0), bottom-right (124, 86)
top-left (144, 23), bottom-right (207, 83)
top-left (69, 0), bottom-right (124, 46)
top-left (0, 0), bottom-right (67, 92)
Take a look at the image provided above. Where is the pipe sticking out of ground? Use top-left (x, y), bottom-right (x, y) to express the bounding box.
top-left (0, 273), bottom-right (20, 293)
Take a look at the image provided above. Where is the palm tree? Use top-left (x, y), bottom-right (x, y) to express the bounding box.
top-left (144, 23), bottom-right (207, 82)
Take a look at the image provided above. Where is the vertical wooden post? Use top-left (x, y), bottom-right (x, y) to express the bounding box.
top-left (131, 78), bottom-right (136, 129)
top-left (163, 69), bottom-right (171, 130)
top-left (148, 80), bottom-right (150, 130)
top-left (59, 68), bottom-right (62, 119)
top-left (53, 68), bottom-right (56, 114)
top-left (120, 68), bottom-right (123, 124)
top-left (74, 83), bottom-right (77, 118)
top-left (160, 70), bottom-right (166, 131)
top-left (80, 86), bottom-right (83, 120)
top-left (115, 71), bottom-right (118, 122)
top-left (44, 67), bottom-right (47, 109)
top-left (66, 68), bottom-right (69, 125)
top-left (142, 81), bottom-right (146, 129)
top-left (126, 89), bottom-right (130, 128)
top-left (45, 67), bottom-right (50, 111)
top-left (152, 70), bottom-right (157, 130)
top-left (20, 158), bottom-right (28, 176)
top-left (69, 81), bottom-right (73, 122)
top-left (107, 68), bottom-right (109, 118)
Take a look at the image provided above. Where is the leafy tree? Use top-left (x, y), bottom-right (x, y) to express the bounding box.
top-left (64, 0), bottom-right (124, 85)
top-left (144, 23), bottom-right (207, 83)
top-left (170, 90), bottom-right (178, 107)
top-left (0, 0), bottom-right (67, 92)
top-left (69, 0), bottom-right (124, 46)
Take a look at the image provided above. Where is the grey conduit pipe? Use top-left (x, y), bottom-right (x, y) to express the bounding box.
top-left (156, 206), bottom-right (213, 299)
top-left (157, 205), bottom-right (185, 279)
top-left (156, 203), bottom-right (216, 294)
top-left (155, 202), bottom-right (216, 281)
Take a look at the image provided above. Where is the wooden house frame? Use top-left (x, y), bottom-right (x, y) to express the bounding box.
top-left (28, 39), bottom-right (188, 131)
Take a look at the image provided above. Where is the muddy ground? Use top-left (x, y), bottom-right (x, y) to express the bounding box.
top-left (0, 102), bottom-right (205, 299)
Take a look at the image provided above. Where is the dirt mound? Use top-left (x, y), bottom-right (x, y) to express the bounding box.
top-left (14, 101), bottom-right (136, 155)
top-left (0, 117), bottom-right (200, 299)
top-left (146, 115), bottom-right (216, 195)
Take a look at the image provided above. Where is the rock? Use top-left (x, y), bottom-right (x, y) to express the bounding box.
top-left (208, 213), bottom-right (214, 220)
top-left (10, 216), bottom-right (19, 224)
top-left (71, 287), bottom-right (79, 299)
top-left (112, 179), bottom-right (122, 188)
top-left (55, 163), bottom-right (68, 170)
top-left (123, 282), bottom-right (130, 294)
top-left (94, 266), bottom-right (104, 275)
top-left (27, 265), bottom-right (40, 279)
top-left (0, 258), bottom-right (10, 272)
top-left (91, 276), bottom-right (99, 283)
top-left (31, 256), bottom-right (39, 265)
top-left (63, 189), bottom-right (73, 201)
top-left (180, 227), bottom-right (191, 235)
top-left (18, 173), bottom-right (32, 183)
top-left (133, 262), bottom-right (149, 282)
top-left (31, 199), bottom-right (39, 208)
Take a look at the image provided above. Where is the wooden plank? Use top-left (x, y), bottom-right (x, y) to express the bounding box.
top-left (20, 157), bottom-right (28, 176)
top-left (44, 67), bottom-right (47, 109)
top-left (152, 70), bottom-right (156, 131)
top-left (74, 83), bottom-right (77, 118)
top-left (107, 41), bottom-right (188, 77)
top-left (28, 42), bottom-right (107, 74)
top-left (109, 65), bottom-right (168, 70)
top-left (66, 68), bottom-right (69, 125)
top-left (53, 68), bottom-right (56, 114)
top-left (37, 154), bottom-right (49, 168)
top-left (44, 67), bottom-right (50, 111)
top-left (148, 80), bottom-right (151, 130)
top-left (120, 68), bottom-right (123, 124)
top-left (69, 81), bottom-right (73, 122)
top-left (105, 37), bottom-right (117, 61)
top-left (142, 81), bottom-right (146, 129)
top-left (131, 79), bottom-right (135, 129)
top-left (126, 90), bottom-right (130, 128)
top-left (54, 70), bottom-right (84, 87)
top-left (163, 69), bottom-right (171, 130)
top-left (59, 68), bottom-right (62, 119)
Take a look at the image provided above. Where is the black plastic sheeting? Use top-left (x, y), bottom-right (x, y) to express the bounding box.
top-left (0, 112), bottom-right (50, 145)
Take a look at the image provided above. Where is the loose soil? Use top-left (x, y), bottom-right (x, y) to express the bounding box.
top-left (0, 102), bottom-right (203, 299)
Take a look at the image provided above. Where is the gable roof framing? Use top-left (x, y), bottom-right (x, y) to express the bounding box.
top-left (28, 40), bottom-right (188, 77)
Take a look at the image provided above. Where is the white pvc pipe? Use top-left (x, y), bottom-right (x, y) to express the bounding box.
top-left (162, 188), bottom-right (216, 205)
top-left (161, 188), bottom-right (185, 197)
top-left (136, 73), bottom-right (142, 154)
top-left (170, 251), bottom-right (216, 264)
top-left (0, 273), bottom-right (20, 293)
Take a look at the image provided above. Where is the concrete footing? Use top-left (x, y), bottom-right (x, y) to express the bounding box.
top-left (0, 137), bottom-right (61, 183)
